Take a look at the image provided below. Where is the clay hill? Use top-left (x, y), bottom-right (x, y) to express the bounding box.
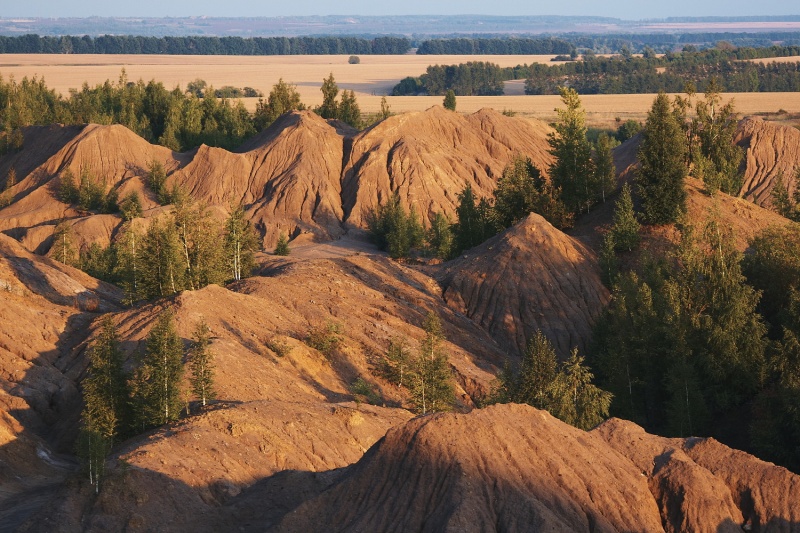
top-left (342, 106), bottom-right (554, 228)
top-left (438, 213), bottom-right (609, 357)
top-left (0, 107), bottom-right (554, 251)
top-left (271, 406), bottom-right (800, 533)
top-left (735, 116), bottom-right (800, 208)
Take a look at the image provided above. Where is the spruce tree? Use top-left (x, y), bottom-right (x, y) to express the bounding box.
top-left (138, 310), bottom-right (184, 427)
top-left (550, 350), bottom-right (613, 431)
top-left (409, 312), bottom-right (454, 414)
top-left (636, 92), bottom-right (688, 225)
top-left (189, 320), bottom-right (215, 408)
top-left (610, 183), bottom-right (641, 252)
top-left (549, 87), bottom-right (594, 214)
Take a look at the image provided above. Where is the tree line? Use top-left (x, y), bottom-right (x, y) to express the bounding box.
top-left (523, 45), bottom-right (800, 94)
top-left (0, 34), bottom-right (411, 55)
top-left (416, 37), bottom-right (573, 55)
top-left (391, 44), bottom-right (800, 96)
top-left (0, 71), bottom-right (370, 157)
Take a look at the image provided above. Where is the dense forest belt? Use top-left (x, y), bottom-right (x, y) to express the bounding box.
top-left (393, 46), bottom-right (800, 96)
top-left (0, 35), bottom-right (411, 55)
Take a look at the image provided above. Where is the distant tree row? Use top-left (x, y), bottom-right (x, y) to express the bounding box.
top-left (0, 71), bottom-right (255, 152)
top-left (0, 34), bottom-right (411, 55)
top-left (523, 45), bottom-right (800, 94)
top-left (416, 37), bottom-right (573, 55)
top-left (0, 71), bottom-right (376, 156)
top-left (564, 31), bottom-right (800, 54)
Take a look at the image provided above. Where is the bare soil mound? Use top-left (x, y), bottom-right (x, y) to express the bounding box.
top-left (274, 404), bottom-right (665, 532)
top-left (735, 116), bottom-right (800, 208)
top-left (170, 111), bottom-right (348, 247)
top-left (276, 406), bottom-right (800, 533)
top-left (594, 417), bottom-right (800, 532)
top-left (438, 213), bottom-right (609, 357)
top-left (342, 107), bottom-right (554, 228)
top-left (0, 234), bottom-right (124, 528)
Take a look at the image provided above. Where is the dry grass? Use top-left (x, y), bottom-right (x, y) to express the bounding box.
top-left (1, 53), bottom-right (798, 128)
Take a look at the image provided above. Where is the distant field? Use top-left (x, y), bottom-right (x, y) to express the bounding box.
top-left (1, 53), bottom-right (798, 129)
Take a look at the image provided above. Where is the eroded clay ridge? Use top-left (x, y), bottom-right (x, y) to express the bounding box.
top-left (438, 212), bottom-right (610, 358)
top-left (0, 108), bottom-right (554, 250)
top-left (735, 116), bottom-right (800, 208)
top-left (274, 404), bottom-right (800, 532)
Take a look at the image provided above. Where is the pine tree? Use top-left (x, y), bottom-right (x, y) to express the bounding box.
top-left (317, 73), bottom-right (339, 119)
top-left (138, 310), bottom-right (184, 427)
top-left (366, 191), bottom-right (424, 259)
top-left (636, 92), bottom-right (688, 225)
top-left (51, 220), bottom-right (77, 266)
top-left (549, 87), bottom-right (594, 214)
top-left (409, 312), bottom-right (454, 414)
top-left (224, 204), bottom-right (259, 281)
top-left (274, 232), bottom-right (290, 256)
top-left (443, 90), bottom-right (457, 111)
top-left (610, 183), bottom-right (641, 252)
top-left (189, 320), bottom-right (215, 408)
top-left (253, 78), bottom-right (305, 130)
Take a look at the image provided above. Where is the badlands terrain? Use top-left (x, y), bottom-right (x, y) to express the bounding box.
top-left (0, 104), bottom-right (799, 531)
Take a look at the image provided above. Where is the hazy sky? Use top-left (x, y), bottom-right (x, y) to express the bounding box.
top-left (3, 1), bottom-right (797, 20)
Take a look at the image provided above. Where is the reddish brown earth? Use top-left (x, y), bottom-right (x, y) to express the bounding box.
top-left (439, 213), bottom-right (610, 358)
top-left (2, 110), bottom-right (799, 532)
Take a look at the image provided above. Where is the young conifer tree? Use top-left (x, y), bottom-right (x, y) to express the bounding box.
top-left (138, 310), bottom-right (184, 426)
top-left (189, 319), bottom-right (216, 408)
